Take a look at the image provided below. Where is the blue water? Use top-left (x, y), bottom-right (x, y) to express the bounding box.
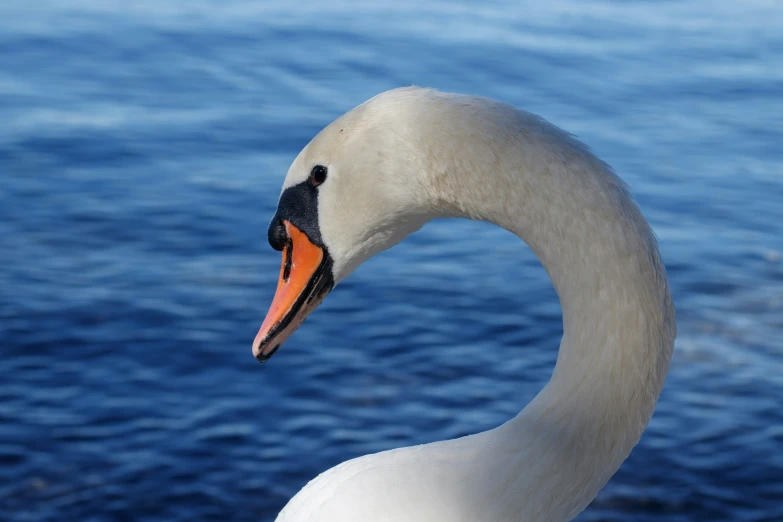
top-left (1, 1), bottom-right (782, 520)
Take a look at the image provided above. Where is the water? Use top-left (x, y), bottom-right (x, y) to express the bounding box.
top-left (1, 1), bottom-right (781, 520)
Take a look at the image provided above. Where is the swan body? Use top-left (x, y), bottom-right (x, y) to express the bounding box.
top-left (254, 87), bottom-right (676, 522)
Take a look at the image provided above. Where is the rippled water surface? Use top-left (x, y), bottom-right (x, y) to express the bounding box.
top-left (2, 1), bottom-right (782, 520)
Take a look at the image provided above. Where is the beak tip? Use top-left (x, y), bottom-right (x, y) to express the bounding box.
top-left (253, 341), bottom-right (281, 363)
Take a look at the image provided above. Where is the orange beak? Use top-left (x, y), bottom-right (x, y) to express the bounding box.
top-left (253, 221), bottom-right (333, 362)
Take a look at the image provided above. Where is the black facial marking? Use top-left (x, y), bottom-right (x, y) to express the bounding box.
top-left (268, 178), bottom-right (326, 250)
top-left (268, 218), bottom-right (287, 251)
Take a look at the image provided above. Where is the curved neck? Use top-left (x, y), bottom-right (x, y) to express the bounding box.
top-left (418, 114), bottom-right (676, 520)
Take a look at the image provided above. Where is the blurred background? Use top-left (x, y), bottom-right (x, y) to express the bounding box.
top-left (1, 0), bottom-right (782, 520)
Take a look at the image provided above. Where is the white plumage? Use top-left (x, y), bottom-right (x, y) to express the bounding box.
top-left (272, 87), bottom-right (676, 522)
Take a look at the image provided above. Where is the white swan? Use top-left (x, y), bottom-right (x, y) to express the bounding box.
top-left (252, 87), bottom-right (676, 522)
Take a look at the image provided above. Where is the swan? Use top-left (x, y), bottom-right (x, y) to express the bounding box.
top-left (252, 87), bottom-right (676, 522)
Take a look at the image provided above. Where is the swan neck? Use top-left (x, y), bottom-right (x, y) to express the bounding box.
top-left (419, 114), bottom-right (676, 520)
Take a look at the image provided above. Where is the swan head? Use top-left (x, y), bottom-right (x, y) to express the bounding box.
top-left (253, 88), bottom-right (435, 362)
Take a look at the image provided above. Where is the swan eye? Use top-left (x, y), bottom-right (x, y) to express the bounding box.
top-left (310, 165), bottom-right (327, 186)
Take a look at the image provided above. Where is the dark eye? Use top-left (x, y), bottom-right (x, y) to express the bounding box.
top-left (310, 165), bottom-right (327, 186)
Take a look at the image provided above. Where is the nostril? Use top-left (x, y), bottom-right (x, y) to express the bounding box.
top-left (268, 217), bottom-right (287, 251)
